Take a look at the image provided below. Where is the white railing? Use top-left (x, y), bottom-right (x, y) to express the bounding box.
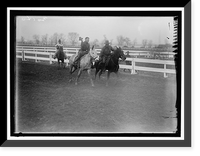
top-left (119, 58), bottom-right (175, 78)
top-left (16, 46), bottom-right (175, 58)
top-left (16, 46), bottom-right (176, 78)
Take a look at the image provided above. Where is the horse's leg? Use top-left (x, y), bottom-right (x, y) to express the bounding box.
top-left (75, 68), bottom-right (82, 85)
top-left (69, 64), bottom-right (73, 82)
top-left (98, 69), bottom-right (103, 79)
top-left (62, 59), bottom-right (65, 68)
top-left (95, 69), bottom-right (98, 80)
top-left (57, 59), bottom-right (60, 69)
top-left (95, 65), bottom-right (100, 80)
top-left (99, 62), bottom-right (106, 79)
top-left (61, 59), bottom-right (63, 68)
top-left (87, 69), bottom-right (94, 87)
top-left (69, 65), bottom-right (77, 82)
top-left (57, 60), bottom-right (59, 69)
top-left (93, 61), bottom-right (99, 79)
top-left (106, 71), bottom-right (111, 87)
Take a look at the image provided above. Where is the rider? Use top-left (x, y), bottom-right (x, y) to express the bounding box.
top-left (99, 40), bottom-right (115, 72)
top-left (73, 37), bottom-right (90, 66)
top-left (54, 39), bottom-right (66, 59)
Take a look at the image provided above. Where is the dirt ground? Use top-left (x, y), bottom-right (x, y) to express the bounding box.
top-left (15, 61), bottom-right (177, 133)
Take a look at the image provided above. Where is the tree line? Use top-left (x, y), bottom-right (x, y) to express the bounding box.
top-left (18, 32), bottom-right (169, 49)
top-left (20, 32), bottom-right (77, 46)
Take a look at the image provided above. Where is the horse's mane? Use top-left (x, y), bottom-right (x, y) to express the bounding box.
top-left (112, 47), bottom-right (121, 58)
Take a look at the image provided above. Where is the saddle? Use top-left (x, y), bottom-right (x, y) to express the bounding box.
top-left (100, 55), bottom-right (111, 65)
top-left (73, 52), bottom-right (86, 68)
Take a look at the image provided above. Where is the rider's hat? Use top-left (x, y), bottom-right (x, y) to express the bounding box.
top-left (105, 40), bottom-right (109, 45)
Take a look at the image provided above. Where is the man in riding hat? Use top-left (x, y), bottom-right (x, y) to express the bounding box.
top-left (99, 40), bottom-right (115, 72)
top-left (54, 39), bottom-right (67, 59)
top-left (73, 37), bottom-right (90, 66)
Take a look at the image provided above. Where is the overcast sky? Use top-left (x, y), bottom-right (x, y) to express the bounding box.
top-left (16, 16), bottom-right (174, 45)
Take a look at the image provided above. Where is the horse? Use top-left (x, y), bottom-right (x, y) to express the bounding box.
top-left (54, 46), bottom-right (66, 69)
top-left (68, 45), bottom-right (98, 87)
top-left (95, 46), bottom-right (126, 86)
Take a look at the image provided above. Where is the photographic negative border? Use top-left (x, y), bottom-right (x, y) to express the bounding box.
top-left (3, 4), bottom-right (193, 146)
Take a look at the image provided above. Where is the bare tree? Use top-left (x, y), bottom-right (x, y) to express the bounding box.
top-left (41, 34), bottom-right (48, 45)
top-left (100, 35), bottom-right (108, 47)
top-left (124, 37), bottom-right (131, 47)
top-left (148, 40), bottom-right (153, 48)
top-left (132, 38), bottom-right (137, 48)
top-left (58, 33), bottom-right (66, 45)
top-left (33, 34), bottom-right (40, 44)
top-left (48, 33), bottom-right (66, 45)
top-left (142, 39), bottom-right (148, 48)
top-left (116, 35), bottom-right (124, 47)
top-left (68, 32), bottom-right (79, 46)
top-left (103, 35), bottom-right (107, 40)
top-left (20, 36), bottom-right (25, 43)
top-left (48, 36), bottom-right (54, 45)
top-left (92, 39), bottom-right (99, 46)
top-left (48, 33), bottom-right (57, 45)
top-left (52, 33), bottom-right (59, 44)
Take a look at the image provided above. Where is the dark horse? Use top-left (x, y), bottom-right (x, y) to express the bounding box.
top-left (54, 46), bottom-right (66, 69)
top-left (95, 46), bottom-right (126, 86)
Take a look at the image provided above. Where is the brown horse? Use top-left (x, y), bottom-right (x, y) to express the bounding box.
top-left (68, 46), bottom-right (98, 86)
top-left (95, 46), bottom-right (126, 86)
top-left (54, 46), bottom-right (67, 69)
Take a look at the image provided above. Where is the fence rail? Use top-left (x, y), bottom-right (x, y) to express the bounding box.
top-left (16, 46), bottom-right (176, 78)
top-left (16, 46), bottom-right (175, 59)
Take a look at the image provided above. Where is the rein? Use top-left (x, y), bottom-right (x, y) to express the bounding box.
top-left (109, 50), bottom-right (121, 66)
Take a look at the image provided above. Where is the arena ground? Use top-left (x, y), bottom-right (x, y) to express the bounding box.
top-left (15, 61), bottom-right (177, 133)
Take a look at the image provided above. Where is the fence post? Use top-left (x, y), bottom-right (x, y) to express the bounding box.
top-left (131, 58), bottom-right (136, 74)
top-left (35, 52), bottom-right (37, 62)
top-left (49, 52), bottom-right (52, 64)
top-left (65, 52), bottom-right (69, 67)
top-left (164, 63), bottom-right (168, 78)
top-left (33, 48), bottom-right (36, 62)
top-left (22, 50), bottom-right (25, 61)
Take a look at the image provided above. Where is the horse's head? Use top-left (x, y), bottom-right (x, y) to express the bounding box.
top-left (89, 45), bottom-right (98, 59)
top-left (114, 46), bottom-right (126, 61)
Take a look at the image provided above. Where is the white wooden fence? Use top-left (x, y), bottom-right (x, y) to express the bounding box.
top-left (16, 46), bottom-right (176, 78)
top-left (119, 58), bottom-right (175, 78)
top-left (16, 45), bottom-right (175, 58)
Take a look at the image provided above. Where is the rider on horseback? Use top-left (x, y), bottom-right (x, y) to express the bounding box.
top-left (73, 37), bottom-right (90, 67)
top-left (99, 40), bottom-right (115, 72)
top-left (54, 39), bottom-right (67, 59)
